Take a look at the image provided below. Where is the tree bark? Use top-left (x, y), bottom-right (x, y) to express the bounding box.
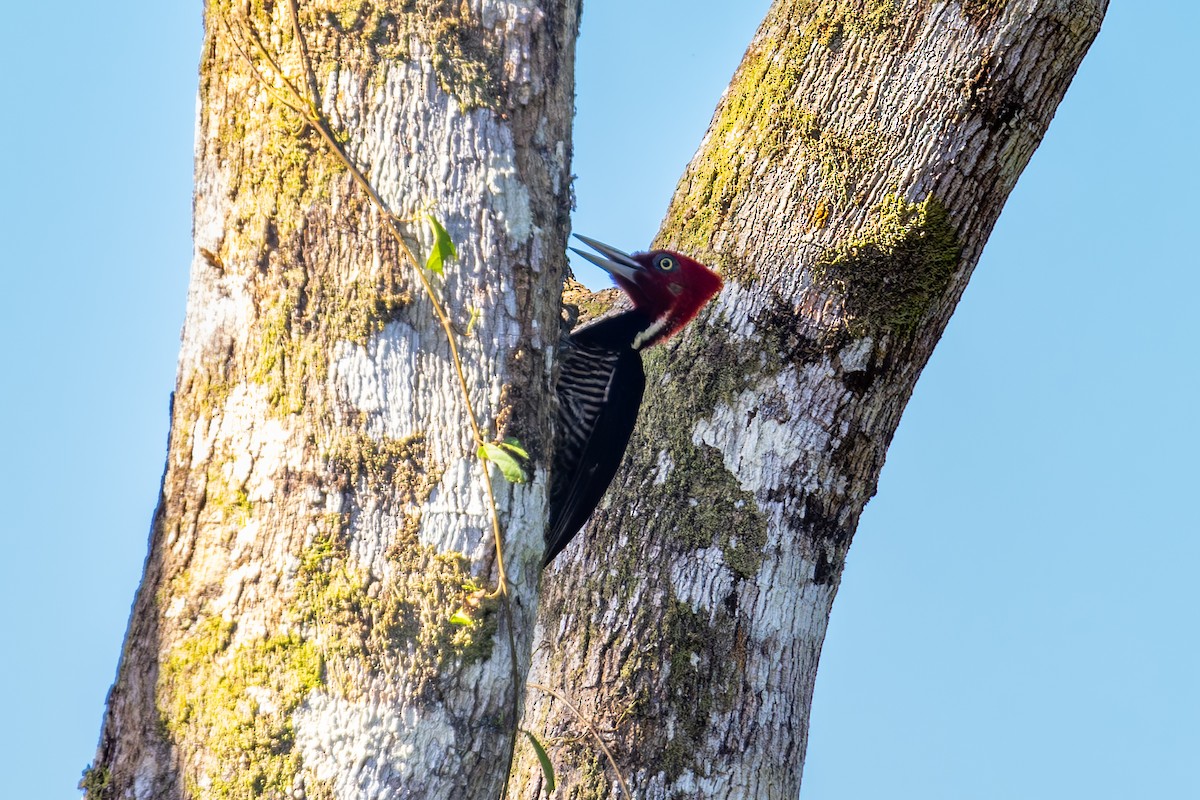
top-left (91, 1), bottom-right (578, 798)
top-left (514, 1), bottom-right (1106, 798)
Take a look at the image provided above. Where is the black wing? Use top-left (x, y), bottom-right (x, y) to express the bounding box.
top-left (543, 336), bottom-right (645, 566)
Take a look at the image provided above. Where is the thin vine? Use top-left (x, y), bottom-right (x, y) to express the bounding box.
top-left (528, 683), bottom-right (633, 799)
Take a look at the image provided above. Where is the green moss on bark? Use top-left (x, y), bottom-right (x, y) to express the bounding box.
top-left (329, 432), bottom-right (439, 495)
top-left (659, 599), bottom-right (740, 781)
top-left (653, 438), bottom-right (769, 580)
top-left (815, 193), bottom-right (961, 335)
top-left (158, 617), bottom-right (324, 800)
top-left (153, 426), bottom-right (480, 796)
top-left (203, 467), bottom-right (254, 527)
top-left (79, 764), bottom-right (112, 800)
top-left (660, 600), bottom-right (711, 779)
top-left (297, 525), bottom-right (499, 697)
top-left (805, 0), bottom-right (900, 46)
top-left (561, 277), bottom-right (621, 328)
top-left (249, 264), bottom-right (411, 415)
top-left (425, 13), bottom-right (504, 111)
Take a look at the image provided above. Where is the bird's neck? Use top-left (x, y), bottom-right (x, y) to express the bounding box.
top-left (571, 308), bottom-right (657, 351)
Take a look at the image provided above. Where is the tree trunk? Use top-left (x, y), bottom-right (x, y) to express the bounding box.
top-left (514, 1), bottom-right (1106, 798)
top-left (91, 1), bottom-right (578, 798)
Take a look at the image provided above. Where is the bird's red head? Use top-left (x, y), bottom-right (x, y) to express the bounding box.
top-left (571, 234), bottom-right (723, 349)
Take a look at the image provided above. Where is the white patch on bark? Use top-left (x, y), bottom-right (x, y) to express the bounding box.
top-left (496, 466), bottom-right (551, 580)
top-left (132, 754), bottom-right (160, 800)
top-left (163, 596), bottom-right (187, 620)
top-left (331, 321), bottom-right (424, 441)
top-left (245, 685), bottom-right (278, 715)
top-left (231, 520), bottom-right (261, 561)
top-left (331, 321), bottom-right (488, 565)
top-left (198, 385), bottom-right (302, 485)
top-left (691, 361), bottom-right (836, 519)
top-left (294, 692), bottom-right (458, 800)
top-left (481, 0), bottom-right (545, 104)
top-left (665, 770), bottom-right (730, 798)
top-left (669, 546), bottom-right (734, 614)
top-left (331, 310), bottom-right (548, 571)
top-left (838, 335), bottom-right (875, 372)
top-left (352, 60), bottom-right (544, 260)
top-left (479, 0), bottom-right (530, 28)
top-left (418, 459), bottom-right (494, 559)
top-left (486, 151), bottom-right (534, 246)
top-left (652, 448), bottom-right (674, 485)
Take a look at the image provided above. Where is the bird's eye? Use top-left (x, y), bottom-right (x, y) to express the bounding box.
top-left (657, 255), bottom-right (677, 271)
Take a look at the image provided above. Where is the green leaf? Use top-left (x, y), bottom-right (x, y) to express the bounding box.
top-left (425, 215), bottom-right (457, 275)
top-left (523, 730), bottom-right (556, 793)
top-left (449, 610), bottom-right (474, 627)
top-left (498, 437), bottom-right (529, 461)
top-left (478, 442), bottom-right (527, 483)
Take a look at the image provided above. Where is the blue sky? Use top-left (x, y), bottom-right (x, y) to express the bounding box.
top-left (2, 2), bottom-right (1196, 798)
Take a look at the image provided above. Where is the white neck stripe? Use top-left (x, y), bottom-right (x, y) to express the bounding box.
top-left (633, 316), bottom-right (670, 350)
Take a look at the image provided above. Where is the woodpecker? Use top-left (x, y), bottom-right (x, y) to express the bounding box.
top-left (543, 234), bottom-right (723, 566)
